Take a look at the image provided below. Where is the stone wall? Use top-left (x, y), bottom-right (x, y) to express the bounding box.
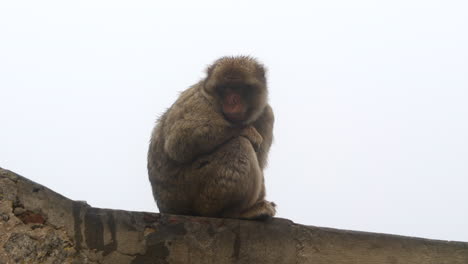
top-left (1, 167), bottom-right (467, 264)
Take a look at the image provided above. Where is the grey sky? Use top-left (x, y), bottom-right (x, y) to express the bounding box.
top-left (1, 1), bottom-right (467, 241)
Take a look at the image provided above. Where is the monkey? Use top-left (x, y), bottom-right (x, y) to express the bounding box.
top-left (147, 56), bottom-right (276, 220)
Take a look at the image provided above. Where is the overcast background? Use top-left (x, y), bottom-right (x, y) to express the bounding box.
top-left (1, 0), bottom-right (467, 241)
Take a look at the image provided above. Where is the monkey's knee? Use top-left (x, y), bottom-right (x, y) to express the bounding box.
top-left (196, 137), bottom-right (257, 176)
top-left (237, 136), bottom-right (257, 153)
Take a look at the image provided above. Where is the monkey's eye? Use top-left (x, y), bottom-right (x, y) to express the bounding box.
top-left (242, 85), bottom-right (256, 95)
top-left (215, 85), bottom-right (225, 95)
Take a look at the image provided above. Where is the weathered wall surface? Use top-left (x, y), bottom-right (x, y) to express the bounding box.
top-left (0, 167), bottom-right (467, 264)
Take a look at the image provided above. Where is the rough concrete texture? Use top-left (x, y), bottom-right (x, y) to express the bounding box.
top-left (0, 167), bottom-right (467, 264)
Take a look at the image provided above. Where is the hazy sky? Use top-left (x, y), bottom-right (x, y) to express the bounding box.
top-left (1, 1), bottom-right (467, 241)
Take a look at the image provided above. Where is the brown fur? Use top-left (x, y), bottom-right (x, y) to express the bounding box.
top-left (148, 56), bottom-right (275, 219)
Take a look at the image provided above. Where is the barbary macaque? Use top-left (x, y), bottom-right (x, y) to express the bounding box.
top-left (148, 56), bottom-right (275, 219)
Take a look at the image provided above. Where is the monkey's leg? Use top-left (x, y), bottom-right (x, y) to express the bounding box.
top-left (224, 163), bottom-right (276, 220)
top-left (192, 137), bottom-right (262, 218)
top-left (221, 175), bottom-right (277, 220)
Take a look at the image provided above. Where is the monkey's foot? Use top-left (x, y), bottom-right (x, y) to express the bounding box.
top-left (239, 200), bottom-right (276, 220)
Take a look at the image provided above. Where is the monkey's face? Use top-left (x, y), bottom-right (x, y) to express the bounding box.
top-left (204, 57), bottom-right (268, 125)
top-left (218, 84), bottom-right (252, 123)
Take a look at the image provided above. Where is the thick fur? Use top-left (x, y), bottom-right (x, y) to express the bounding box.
top-left (148, 56), bottom-right (275, 219)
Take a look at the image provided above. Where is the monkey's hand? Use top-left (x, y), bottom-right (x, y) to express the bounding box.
top-left (240, 126), bottom-right (263, 151)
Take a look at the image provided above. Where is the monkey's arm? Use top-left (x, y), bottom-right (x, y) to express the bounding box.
top-left (163, 115), bottom-right (239, 164)
top-left (253, 104), bottom-right (274, 169)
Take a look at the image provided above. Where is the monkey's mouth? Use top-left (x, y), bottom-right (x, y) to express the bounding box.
top-left (223, 112), bottom-right (246, 123)
top-left (222, 92), bottom-right (246, 123)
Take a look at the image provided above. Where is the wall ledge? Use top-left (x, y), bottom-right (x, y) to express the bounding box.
top-left (0, 167), bottom-right (467, 264)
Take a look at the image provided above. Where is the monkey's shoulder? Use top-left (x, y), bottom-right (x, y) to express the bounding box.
top-left (166, 85), bottom-right (219, 122)
top-left (255, 104), bottom-right (275, 125)
top-left (262, 104), bottom-right (274, 119)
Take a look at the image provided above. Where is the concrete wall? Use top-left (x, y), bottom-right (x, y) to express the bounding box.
top-left (1, 167), bottom-right (467, 264)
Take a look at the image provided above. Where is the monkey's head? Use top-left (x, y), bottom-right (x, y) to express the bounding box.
top-left (203, 56), bottom-right (268, 125)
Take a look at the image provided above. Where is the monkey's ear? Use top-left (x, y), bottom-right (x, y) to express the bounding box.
top-left (206, 57), bottom-right (223, 77)
top-left (206, 64), bottom-right (215, 77)
top-left (255, 63), bottom-right (267, 83)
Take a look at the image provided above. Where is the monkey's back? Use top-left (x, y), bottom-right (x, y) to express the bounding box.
top-left (147, 84), bottom-right (213, 215)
